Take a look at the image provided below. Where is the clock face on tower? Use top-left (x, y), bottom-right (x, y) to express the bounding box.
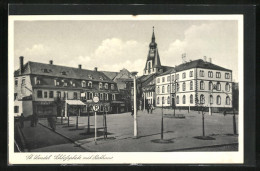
top-left (150, 49), bottom-right (155, 56)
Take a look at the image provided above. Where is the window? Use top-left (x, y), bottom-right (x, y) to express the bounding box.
top-left (64, 82), bottom-right (68, 87)
top-left (162, 77), bottom-right (165, 82)
top-left (57, 91), bottom-right (61, 98)
top-left (112, 94), bottom-right (116, 100)
top-left (162, 97), bottom-right (165, 104)
top-left (208, 71), bottom-right (213, 78)
top-left (82, 81), bottom-right (86, 87)
top-left (61, 71), bottom-right (67, 75)
top-left (15, 79), bottom-right (18, 86)
top-left (172, 84), bottom-right (175, 93)
top-left (199, 70), bottom-right (204, 77)
top-left (14, 106), bottom-right (19, 113)
top-left (200, 81), bottom-right (205, 90)
top-left (210, 95), bottom-right (213, 104)
top-left (73, 92), bottom-right (78, 99)
top-left (190, 94), bottom-right (193, 104)
top-left (88, 75), bottom-right (93, 79)
top-left (54, 80), bottom-right (59, 86)
top-left (157, 97), bottom-right (160, 104)
top-left (209, 81), bottom-right (213, 90)
top-left (226, 96), bottom-right (230, 105)
top-left (105, 83), bottom-right (108, 89)
top-left (89, 92), bottom-right (93, 100)
top-left (182, 82), bottom-right (186, 91)
top-left (200, 94), bottom-right (205, 104)
top-left (105, 93), bottom-right (109, 100)
top-left (21, 78), bottom-right (25, 85)
top-left (182, 72), bottom-right (186, 79)
top-left (189, 71), bottom-right (193, 77)
top-left (176, 96), bottom-right (179, 104)
top-left (225, 73), bottom-right (230, 79)
top-left (176, 74), bottom-right (179, 80)
top-left (88, 81), bottom-right (92, 88)
top-left (225, 83), bottom-right (230, 91)
top-left (217, 82), bottom-right (221, 91)
top-left (100, 93), bottom-right (103, 100)
top-left (14, 93), bottom-right (18, 100)
top-left (176, 83), bottom-right (179, 92)
top-left (49, 91), bottom-right (54, 98)
top-left (111, 84), bottom-right (114, 90)
top-left (183, 95), bottom-right (186, 104)
top-left (162, 86), bottom-right (165, 93)
top-left (167, 85), bottom-right (170, 93)
top-left (190, 81), bottom-right (193, 90)
top-left (217, 95), bottom-right (221, 105)
top-left (44, 91), bottom-right (48, 98)
top-left (167, 76), bottom-right (170, 82)
top-left (167, 96), bottom-right (170, 104)
top-left (37, 90), bottom-right (43, 98)
top-left (216, 72), bottom-right (221, 78)
top-left (157, 86), bottom-right (160, 94)
top-left (172, 75), bottom-right (175, 81)
top-left (157, 78), bottom-right (160, 83)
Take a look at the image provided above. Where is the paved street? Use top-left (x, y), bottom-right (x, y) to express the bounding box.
top-left (37, 108), bottom-right (238, 152)
top-left (15, 120), bottom-right (86, 152)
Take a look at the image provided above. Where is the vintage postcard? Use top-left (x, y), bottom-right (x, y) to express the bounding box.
top-left (8, 14), bottom-right (244, 164)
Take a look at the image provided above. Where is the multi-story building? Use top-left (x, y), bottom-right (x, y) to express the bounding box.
top-left (14, 56), bottom-right (120, 117)
top-left (102, 68), bottom-right (134, 112)
top-left (155, 58), bottom-right (233, 111)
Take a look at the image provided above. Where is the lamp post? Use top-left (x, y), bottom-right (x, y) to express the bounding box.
top-left (131, 71), bottom-right (138, 138)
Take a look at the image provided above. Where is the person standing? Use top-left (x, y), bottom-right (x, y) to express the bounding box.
top-left (34, 113), bottom-right (38, 126)
top-left (150, 104), bottom-right (154, 114)
top-left (147, 104), bottom-right (150, 114)
top-left (19, 113), bottom-right (24, 128)
top-left (131, 105), bottom-right (134, 116)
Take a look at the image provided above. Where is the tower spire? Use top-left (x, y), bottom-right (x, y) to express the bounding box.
top-left (152, 26), bottom-right (155, 42)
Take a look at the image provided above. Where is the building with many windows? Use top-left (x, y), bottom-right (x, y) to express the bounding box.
top-left (14, 56), bottom-right (120, 117)
top-left (155, 58), bottom-right (233, 111)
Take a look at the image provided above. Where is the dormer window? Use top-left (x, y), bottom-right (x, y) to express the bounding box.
top-left (54, 80), bottom-right (59, 86)
top-left (99, 82), bottom-right (103, 89)
top-left (82, 81), bottom-right (86, 88)
top-left (35, 77), bottom-right (41, 85)
top-left (61, 71), bottom-right (67, 75)
top-left (88, 81), bottom-right (92, 88)
top-left (64, 82), bottom-right (68, 87)
top-left (43, 69), bottom-right (48, 73)
top-left (100, 76), bottom-right (104, 80)
top-left (105, 83), bottom-right (108, 89)
top-left (88, 75), bottom-right (93, 79)
top-left (111, 84), bottom-right (115, 90)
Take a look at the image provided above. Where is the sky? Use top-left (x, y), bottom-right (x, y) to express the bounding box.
top-left (14, 19), bottom-right (239, 81)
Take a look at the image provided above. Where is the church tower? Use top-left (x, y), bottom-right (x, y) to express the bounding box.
top-left (143, 27), bottom-right (163, 75)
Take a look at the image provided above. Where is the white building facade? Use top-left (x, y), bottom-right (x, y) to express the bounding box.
top-left (156, 59), bottom-right (233, 111)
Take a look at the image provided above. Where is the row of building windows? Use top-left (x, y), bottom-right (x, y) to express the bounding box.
top-left (36, 90), bottom-right (116, 100)
top-left (157, 71), bottom-right (231, 83)
top-left (157, 95), bottom-right (231, 105)
top-left (157, 82), bottom-right (230, 94)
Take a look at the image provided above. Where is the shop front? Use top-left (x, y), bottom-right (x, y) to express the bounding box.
top-left (33, 101), bottom-right (57, 117)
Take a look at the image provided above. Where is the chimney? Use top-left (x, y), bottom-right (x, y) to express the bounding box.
top-left (19, 56), bottom-right (24, 75)
top-left (78, 64), bottom-right (82, 69)
top-left (209, 58), bottom-right (212, 63)
top-left (203, 56), bottom-right (207, 62)
top-left (49, 60), bottom-right (53, 65)
top-left (94, 67), bottom-right (98, 72)
top-left (182, 53), bottom-right (186, 63)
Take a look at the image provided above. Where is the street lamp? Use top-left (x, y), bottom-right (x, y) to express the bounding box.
top-left (131, 71), bottom-right (138, 138)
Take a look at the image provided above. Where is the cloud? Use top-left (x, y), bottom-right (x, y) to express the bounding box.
top-left (161, 22), bottom-right (238, 79)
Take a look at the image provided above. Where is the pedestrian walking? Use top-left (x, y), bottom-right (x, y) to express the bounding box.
top-left (34, 113), bottom-right (38, 126)
top-left (150, 104), bottom-right (154, 114)
top-left (223, 110), bottom-right (226, 116)
top-left (30, 114), bottom-right (35, 127)
top-left (147, 104), bottom-right (150, 114)
top-left (131, 105), bottom-right (134, 116)
top-left (19, 113), bottom-right (24, 128)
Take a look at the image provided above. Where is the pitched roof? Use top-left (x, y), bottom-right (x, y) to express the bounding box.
top-left (174, 59), bottom-right (231, 72)
top-left (101, 71), bottom-right (118, 80)
top-left (158, 68), bottom-right (176, 76)
top-left (15, 61), bottom-right (115, 83)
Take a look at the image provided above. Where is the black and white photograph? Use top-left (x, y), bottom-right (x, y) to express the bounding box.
top-left (8, 14), bottom-right (244, 164)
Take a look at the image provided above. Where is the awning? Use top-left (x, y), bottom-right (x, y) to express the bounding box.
top-left (66, 100), bottom-right (86, 106)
